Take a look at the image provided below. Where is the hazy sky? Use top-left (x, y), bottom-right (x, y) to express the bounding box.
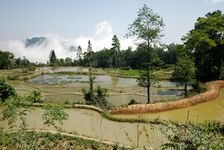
top-left (0, 0), bottom-right (223, 62)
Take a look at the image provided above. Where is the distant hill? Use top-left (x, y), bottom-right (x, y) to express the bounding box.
top-left (25, 37), bottom-right (47, 48)
top-left (25, 36), bottom-right (77, 52)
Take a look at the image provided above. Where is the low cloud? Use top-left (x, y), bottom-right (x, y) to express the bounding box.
top-left (0, 21), bottom-right (135, 63)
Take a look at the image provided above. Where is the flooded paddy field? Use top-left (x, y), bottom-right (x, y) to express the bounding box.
top-left (11, 72), bottom-right (184, 106)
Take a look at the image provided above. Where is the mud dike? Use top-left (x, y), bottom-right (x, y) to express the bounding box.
top-left (111, 80), bottom-right (224, 114)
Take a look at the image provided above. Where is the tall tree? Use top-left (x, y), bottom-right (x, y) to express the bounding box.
top-left (87, 40), bottom-right (95, 92)
top-left (112, 35), bottom-right (120, 51)
top-left (87, 40), bottom-right (92, 53)
top-left (127, 4), bottom-right (165, 103)
top-left (183, 10), bottom-right (224, 81)
top-left (111, 35), bottom-right (123, 68)
top-left (172, 57), bottom-right (195, 97)
top-left (76, 45), bottom-right (83, 66)
top-left (49, 50), bottom-right (57, 66)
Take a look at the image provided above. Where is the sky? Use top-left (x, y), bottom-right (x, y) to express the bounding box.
top-left (0, 0), bottom-right (223, 62)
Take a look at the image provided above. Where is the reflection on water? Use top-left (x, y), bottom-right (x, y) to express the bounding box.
top-left (28, 74), bottom-right (179, 89)
top-left (28, 74), bottom-right (138, 87)
top-left (157, 89), bottom-right (184, 96)
top-left (26, 74), bottom-right (183, 105)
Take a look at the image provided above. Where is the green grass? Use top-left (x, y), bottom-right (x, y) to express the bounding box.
top-left (105, 68), bottom-right (173, 79)
top-left (120, 69), bottom-right (140, 77)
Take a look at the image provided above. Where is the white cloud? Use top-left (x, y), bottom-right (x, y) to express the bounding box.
top-left (0, 34), bottom-right (77, 63)
top-left (211, 0), bottom-right (224, 3)
top-left (74, 21), bottom-right (136, 51)
top-left (0, 21), bottom-right (135, 63)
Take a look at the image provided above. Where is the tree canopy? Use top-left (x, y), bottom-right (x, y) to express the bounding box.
top-left (127, 4), bottom-right (165, 103)
top-left (184, 10), bottom-right (224, 81)
top-left (172, 57), bottom-right (195, 97)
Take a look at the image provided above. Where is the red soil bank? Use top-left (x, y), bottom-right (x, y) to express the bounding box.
top-left (111, 80), bottom-right (224, 114)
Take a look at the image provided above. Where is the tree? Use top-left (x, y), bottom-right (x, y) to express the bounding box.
top-left (87, 40), bottom-right (92, 53)
top-left (82, 41), bottom-right (109, 108)
top-left (127, 4), bottom-right (165, 103)
top-left (86, 40), bottom-right (95, 92)
top-left (183, 10), bottom-right (224, 81)
top-left (0, 50), bottom-right (14, 69)
top-left (172, 57), bottom-right (195, 97)
top-left (49, 50), bottom-right (57, 66)
top-left (59, 58), bottom-right (65, 66)
top-left (64, 57), bottom-right (73, 66)
top-left (111, 35), bottom-right (123, 68)
top-left (76, 45), bottom-right (83, 66)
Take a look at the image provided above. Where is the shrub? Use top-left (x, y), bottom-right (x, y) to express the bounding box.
top-left (192, 81), bottom-right (206, 93)
top-left (82, 85), bottom-right (108, 108)
top-left (160, 122), bottom-right (224, 150)
top-left (95, 85), bottom-right (108, 108)
top-left (25, 90), bottom-right (43, 103)
top-left (42, 104), bottom-right (68, 131)
top-left (82, 89), bottom-right (95, 105)
top-left (0, 76), bottom-right (16, 102)
top-left (128, 99), bottom-right (138, 105)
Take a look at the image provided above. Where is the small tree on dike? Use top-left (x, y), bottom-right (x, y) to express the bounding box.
top-left (127, 4), bottom-right (165, 103)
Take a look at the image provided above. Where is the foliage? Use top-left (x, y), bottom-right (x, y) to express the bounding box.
top-left (191, 80), bottom-right (207, 93)
top-left (137, 70), bottom-right (160, 88)
top-left (0, 76), bottom-right (16, 102)
top-left (137, 70), bottom-right (160, 103)
top-left (42, 104), bottom-right (68, 130)
top-left (0, 50), bottom-right (14, 69)
top-left (160, 122), bottom-right (224, 150)
top-left (184, 10), bottom-right (224, 81)
top-left (111, 35), bottom-right (124, 68)
top-left (1, 93), bottom-right (36, 149)
top-left (2, 95), bottom-right (32, 129)
top-left (82, 85), bottom-right (108, 108)
top-left (0, 131), bottom-right (128, 150)
top-left (95, 85), bottom-right (108, 107)
top-left (25, 90), bottom-right (44, 103)
top-left (49, 50), bottom-right (58, 67)
top-left (82, 88), bottom-right (95, 104)
top-left (172, 57), bottom-right (195, 97)
top-left (157, 43), bottom-right (187, 66)
top-left (126, 4), bottom-right (164, 42)
top-left (76, 45), bottom-right (83, 65)
top-left (128, 99), bottom-right (138, 105)
top-left (127, 4), bottom-right (164, 103)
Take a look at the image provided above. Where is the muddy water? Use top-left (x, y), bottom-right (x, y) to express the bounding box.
top-left (0, 107), bottom-right (165, 148)
top-left (114, 89), bottom-right (224, 123)
top-left (11, 75), bottom-right (183, 106)
top-left (28, 74), bottom-right (178, 88)
top-left (28, 74), bottom-right (138, 87)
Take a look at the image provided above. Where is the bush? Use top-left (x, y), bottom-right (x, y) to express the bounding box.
top-left (25, 90), bottom-right (43, 103)
top-left (0, 76), bottom-right (16, 102)
top-left (192, 81), bottom-right (206, 93)
top-left (82, 85), bottom-right (108, 108)
top-left (82, 89), bottom-right (95, 105)
top-left (128, 99), bottom-right (138, 105)
top-left (160, 122), bottom-right (224, 150)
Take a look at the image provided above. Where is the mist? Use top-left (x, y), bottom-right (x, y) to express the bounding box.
top-left (0, 21), bottom-right (135, 63)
